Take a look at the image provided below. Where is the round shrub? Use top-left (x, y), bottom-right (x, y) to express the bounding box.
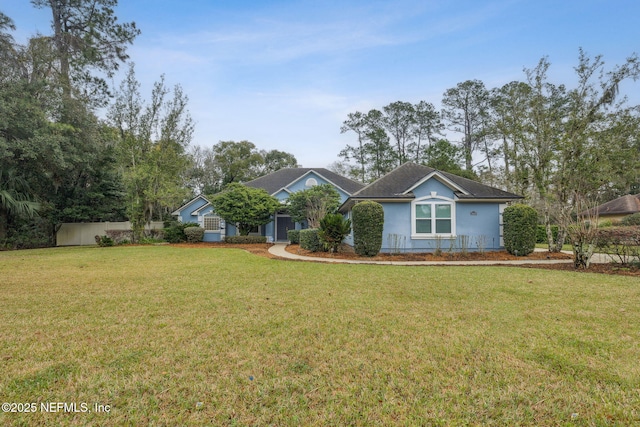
top-left (287, 229), bottom-right (300, 244)
top-left (621, 212), bottom-right (640, 226)
top-left (352, 201), bottom-right (384, 257)
top-left (299, 229), bottom-right (322, 252)
top-left (184, 226), bottom-right (204, 243)
top-left (503, 204), bottom-right (538, 256)
top-left (163, 221), bottom-right (199, 243)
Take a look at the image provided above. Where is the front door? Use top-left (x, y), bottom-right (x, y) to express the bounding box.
top-left (276, 215), bottom-right (295, 241)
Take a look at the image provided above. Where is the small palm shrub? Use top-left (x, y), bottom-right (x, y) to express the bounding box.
top-left (318, 214), bottom-right (351, 252)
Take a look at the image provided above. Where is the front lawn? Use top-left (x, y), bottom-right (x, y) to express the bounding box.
top-left (1, 246), bottom-right (638, 426)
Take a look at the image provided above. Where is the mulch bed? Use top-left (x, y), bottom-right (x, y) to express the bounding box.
top-left (169, 242), bottom-right (640, 277)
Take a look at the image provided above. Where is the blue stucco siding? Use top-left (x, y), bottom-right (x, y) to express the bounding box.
top-left (273, 189), bottom-right (291, 201)
top-left (176, 196), bottom-right (209, 223)
top-left (286, 171), bottom-right (351, 204)
top-left (455, 203), bottom-right (503, 250)
top-left (203, 231), bottom-right (223, 242)
top-left (411, 178), bottom-right (456, 200)
top-left (371, 200), bottom-right (504, 253)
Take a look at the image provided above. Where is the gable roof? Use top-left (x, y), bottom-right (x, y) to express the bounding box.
top-left (171, 195), bottom-right (209, 216)
top-left (584, 193), bottom-right (640, 217)
top-left (244, 168), bottom-right (364, 195)
top-left (345, 162), bottom-right (522, 202)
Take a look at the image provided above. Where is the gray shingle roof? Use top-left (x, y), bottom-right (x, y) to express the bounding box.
top-left (348, 162), bottom-right (522, 200)
top-left (244, 168), bottom-right (364, 195)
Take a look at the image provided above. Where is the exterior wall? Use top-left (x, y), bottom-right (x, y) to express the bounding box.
top-left (286, 171), bottom-right (351, 204)
top-left (176, 196), bottom-right (208, 223)
top-left (57, 221), bottom-right (163, 246)
top-left (375, 201), bottom-right (504, 253)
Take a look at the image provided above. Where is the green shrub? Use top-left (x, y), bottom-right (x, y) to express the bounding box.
top-left (224, 235), bottom-right (268, 244)
top-left (318, 213), bottom-right (351, 252)
top-left (300, 229), bottom-right (323, 252)
top-left (163, 221), bottom-right (199, 243)
top-left (95, 235), bottom-right (114, 247)
top-left (352, 201), bottom-right (384, 257)
top-left (536, 224), bottom-right (560, 244)
top-left (184, 226), bottom-right (204, 243)
top-left (287, 229), bottom-right (300, 244)
top-left (596, 226), bottom-right (640, 265)
top-left (503, 204), bottom-right (538, 256)
top-left (621, 213), bottom-right (640, 226)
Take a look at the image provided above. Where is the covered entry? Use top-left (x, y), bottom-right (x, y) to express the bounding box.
top-left (275, 213), bottom-right (295, 242)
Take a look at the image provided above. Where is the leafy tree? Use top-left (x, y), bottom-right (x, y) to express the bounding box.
top-left (187, 142), bottom-right (298, 194)
top-left (340, 103), bottom-right (439, 182)
top-left (423, 139), bottom-right (477, 179)
top-left (382, 101), bottom-right (415, 166)
top-left (209, 183), bottom-right (280, 236)
top-left (109, 64), bottom-right (193, 241)
top-left (411, 100), bottom-right (444, 164)
top-left (286, 184), bottom-right (341, 229)
top-left (318, 213), bottom-right (351, 253)
top-left (31, 0), bottom-right (140, 103)
top-left (211, 140), bottom-right (263, 188)
top-left (441, 80), bottom-right (491, 172)
top-left (0, 169), bottom-right (40, 241)
top-left (259, 149), bottom-right (299, 174)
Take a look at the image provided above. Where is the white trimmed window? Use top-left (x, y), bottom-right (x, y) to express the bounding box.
top-left (203, 214), bottom-right (221, 231)
top-left (412, 198), bottom-right (455, 237)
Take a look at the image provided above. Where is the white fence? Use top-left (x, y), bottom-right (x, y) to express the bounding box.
top-left (56, 221), bottom-right (164, 246)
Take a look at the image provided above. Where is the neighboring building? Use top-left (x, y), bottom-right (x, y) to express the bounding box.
top-left (172, 168), bottom-right (365, 242)
top-left (339, 162), bottom-right (522, 253)
top-left (581, 193), bottom-right (640, 223)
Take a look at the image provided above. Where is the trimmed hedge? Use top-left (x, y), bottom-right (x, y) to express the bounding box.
top-left (300, 229), bottom-right (323, 252)
top-left (184, 226), bottom-right (204, 243)
top-left (352, 201), bottom-right (384, 257)
top-left (287, 229), bottom-right (300, 244)
top-left (621, 213), bottom-right (640, 226)
top-left (224, 235), bottom-right (267, 244)
top-left (163, 221), bottom-right (199, 243)
top-left (503, 204), bottom-right (537, 256)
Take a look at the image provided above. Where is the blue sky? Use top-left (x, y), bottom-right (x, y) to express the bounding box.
top-left (4, 0), bottom-right (640, 168)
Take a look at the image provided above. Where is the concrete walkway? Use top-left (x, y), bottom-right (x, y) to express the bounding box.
top-left (268, 243), bottom-right (612, 266)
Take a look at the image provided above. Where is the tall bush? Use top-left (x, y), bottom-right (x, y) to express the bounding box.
top-left (318, 213), bottom-right (351, 252)
top-left (184, 226), bottom-right (204, 243)
top-left (503, 204), bottom-right (538, 256)
top-left (352, 201), bottom-right (384, 257)
top-left (299, 229), bottom-right (322, 252)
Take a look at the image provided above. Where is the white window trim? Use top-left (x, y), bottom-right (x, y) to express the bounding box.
top-left (411, 195), bottom-right (456, 239)
top-left (202, 213), bottom-right (222, 233)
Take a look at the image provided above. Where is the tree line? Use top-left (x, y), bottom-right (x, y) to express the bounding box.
top-left (337, 50), bottom-right (640, 250)
top-left (0, 2), bottom-right (298, 248)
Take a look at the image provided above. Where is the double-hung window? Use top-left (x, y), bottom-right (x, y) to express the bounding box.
top-left (413, 200), bottom-right (454, 237)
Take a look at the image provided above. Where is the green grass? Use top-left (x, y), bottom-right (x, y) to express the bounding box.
top-left (1, 246), bottom-right (639, 426)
